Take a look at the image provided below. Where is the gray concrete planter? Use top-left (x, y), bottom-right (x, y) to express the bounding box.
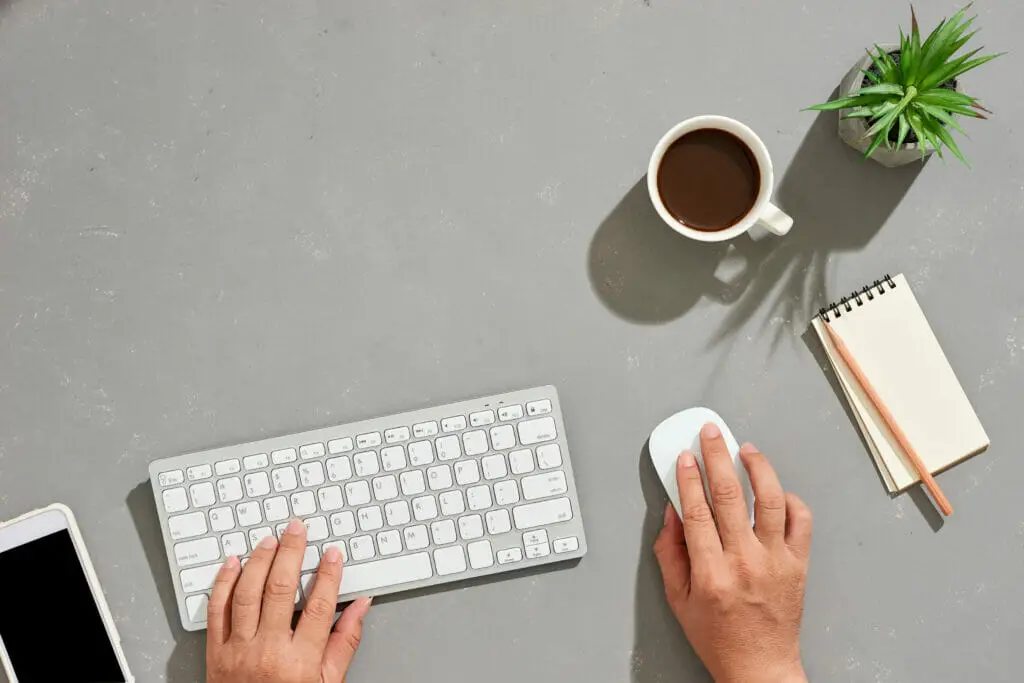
top-left (837, 43), bottom-right (965, 168)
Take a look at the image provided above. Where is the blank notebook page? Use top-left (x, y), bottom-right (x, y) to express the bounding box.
top-left (811, 274), bottom-right (988, 492)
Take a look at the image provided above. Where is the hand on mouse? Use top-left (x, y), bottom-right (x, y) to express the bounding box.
top-left (205, 519), bottom-right (372, 683)
top-left (653, 423), bottom-right (812, 683)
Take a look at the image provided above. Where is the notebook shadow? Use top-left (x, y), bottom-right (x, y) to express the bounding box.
top-left (800, 328), bottom-right (944, 532)
top-left (632, 442), bottom-right (712, 683)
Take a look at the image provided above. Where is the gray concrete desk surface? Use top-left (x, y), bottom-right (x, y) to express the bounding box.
top-left (1, 1), bottom-right (1022, 681)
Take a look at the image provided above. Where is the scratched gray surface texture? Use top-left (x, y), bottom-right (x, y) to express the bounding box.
top-left (1, 1), bottom-right (1023, 681)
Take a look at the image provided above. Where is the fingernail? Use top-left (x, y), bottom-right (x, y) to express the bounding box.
top-left (701, 423), bottom-right (720, 439)
top-left (324, 546), bottom-right (342, 564)
top-left (285, 519), bottom-right (305, 536)
top-left (224, 555), bottom-right (240, 569)
top-left (739, 442), bottom-right (758, 454)
top-left (258, 535), bottom-right (278, 550)
top-left (679, 450), bottom-right (697, 468)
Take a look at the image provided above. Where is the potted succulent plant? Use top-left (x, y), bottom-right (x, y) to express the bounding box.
top-left (807, 5), bottom-right (1002, 167)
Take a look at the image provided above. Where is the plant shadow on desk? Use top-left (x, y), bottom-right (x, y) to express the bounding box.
top-left (632, 442), bottom-right (713, 683)
top-left (126, 483), bottom-right (207, 683)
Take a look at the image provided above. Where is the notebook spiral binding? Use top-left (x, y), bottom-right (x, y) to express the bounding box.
top-left (818, 274), bottom-right (897, 322)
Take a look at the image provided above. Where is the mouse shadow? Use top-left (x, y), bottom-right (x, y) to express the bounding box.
top-left (800, 328), bottom-right (944, 532)
top-left (632, 441), bottom-right (712, 683)
top-left (126, 483), bottom-right (207, 683)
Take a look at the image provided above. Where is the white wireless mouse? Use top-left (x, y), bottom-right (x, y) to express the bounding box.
top-left (649, 407), bottom-right (755, 522)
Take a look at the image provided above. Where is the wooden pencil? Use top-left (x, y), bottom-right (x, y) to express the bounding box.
top-left (823, 322), bottom-right (954, 516)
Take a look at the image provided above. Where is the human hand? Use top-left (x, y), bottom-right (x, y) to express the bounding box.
top-left (206, 519), bottom-right (372, 683)
top-left (653, 424), bottom-right (812, 683)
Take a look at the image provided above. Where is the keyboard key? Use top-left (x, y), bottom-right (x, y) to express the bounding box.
top-left (372, 475), bottom-right (399, 501)
top-left (322, 540), bottom-right (348, 563)
top-left (408, 441), bottom-right (434, 466)
top-left (356, 432), bottom-right (382, 449)
top-left (470, 410), bottom-right (495, 427)
top-left (385, 500), bottom-right (411, 526)
top-left (536, 444), bottom-right (562, 469)
top-left (175, 537), bottom-right (220, 567)
top-left (271, 467), bottom-right (298, 492)
top-left (209, 507), bottom-right (234, 532)
top-left (468, 540), bottom-right (494, 569)
top-left (185, 594), bottom-right (208, 623)
top-left (486, 509), bottom-right (512, 535)
top-left (217, 477), bottom-right (243, 503)
top-left (462, 430), bottom-right (488, 456)
top-left (328, 437), bottom-right (354, 454)
top-left (439, 490), bottom-right (465, 516)
top-left (454, 459), bottom-right (480, 485)
top-left (215, 459), bottom-right (241, 476)
top-left (427, 465), bottom-right (453, 491)
top-left (243, 454), bottom-right (269, 470)
top-left (377, 529), bottom-right (403, 556)
top-left (526, 542), bottom-right (550, 559)
top-left (272, 448), bottom-right (297, 464)
top-left (190, 483), bottom-right (216, 508)
top-left (518, 417), bottom-right (557, 446)
top-left (494, 480), bottom-right (520, 506)
top-left (221, 532), bottom-right (247, 557)
top-left (498, 405), bottom-right (524, 421)
top-left (384, 427), bottom-right (410, 443)
top-left (187, 464), bottom-right (213, 481)
top-left (412, 495), bottom-right (438, 521)
top-left (413, 421), bottom-right (439, 438)
top-left (326, 456), bottom-right (353, 482)
top-left (244, 472), bottom-right (271, 497)
top-left (521, 471), bottom-right (568, 501)
top-left (345, 481), bottom-right (371, 506)
top-left (466, 485), bottom-right (492, 511)
top-left (263, 496), bottom-right (289, 522)
top-left (304, 516), bottom-right (329, 542)
top-left (404, 525), bottom-right (429, 550)
top-left (248, 526), bottom-right (273, 548)
top-left (497, 548), bottom-right (523, 564)
top-left (357, 506), bottom-right (384, 532)
top-left (180, 562), bottom-right (222, 593)
top-left (330, 511), bottom-right (356, 536)
top-left (299, 573), bottom-right (315, 601)
top-left (339, 553), bottom-right (433, 593)
top-left (349, 535), bottom-right (375, 561)
top-left (513, 497), bottom-right (573, 529)
top-left (291, 491), bottom-right (317, 516)
top-left (523, 530), bottom-right (548, 546)
top-left (436, 436), bottom-right (461, 461)
top-left (441, 416), bottom-right (467, 432)
top-left (158, 470), bottom-right (185, 487)
top-left (299, 462), bottom-right (325, 487)
top-left (481, 454), bottom-right (508, 480)
top-left (275, 523), bottom-right (289, 538)
top-left (381, 446), bottom-right (407, 472)
top-left (235, 501), bottom-right (262, 527)
top-left (354, 451), bottom-right (380, 477)
top-left (433, 546), bottom-right (467, 576)
top-left (509, 449), bottom-right (535, 475)
top-left (163, 488), bottom-right (189, 513)
top-left (489, 425), bottom-right (516, 450)
top-left (553, 537), bottom-right (580, 554)
top-left (317, 485), bottom-right (344, 511)
top-left (299, 443), bottom-right (325, 459)
top-left (301, 545), bottom-right (321, 571)
top-left (458, 514), bottom-right (484, 540)
top-left (400, 470), bottom-right (426, 496)
top-left (430, 519), bottom-right (457, 545)
top-left (526, 399), bottom-right (552, 416)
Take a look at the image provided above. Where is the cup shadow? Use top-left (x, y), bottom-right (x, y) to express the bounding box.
top-left (631, 442), bottom-right (712, 683)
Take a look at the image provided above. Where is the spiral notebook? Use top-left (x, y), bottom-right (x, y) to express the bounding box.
top-left (811, 274), bottom-right (988, 493)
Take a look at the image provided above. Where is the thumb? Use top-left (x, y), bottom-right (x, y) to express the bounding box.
top-left (321, 597), bottom-right (372, 682)
top-left (653, 503), bottom-right (691, 603)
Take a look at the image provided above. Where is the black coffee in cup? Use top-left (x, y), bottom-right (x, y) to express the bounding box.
top-left (656, 128), bottom-right (761, 232)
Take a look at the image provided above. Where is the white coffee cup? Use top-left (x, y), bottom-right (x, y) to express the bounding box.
top-left (647, 115), bottom-right (792, 243)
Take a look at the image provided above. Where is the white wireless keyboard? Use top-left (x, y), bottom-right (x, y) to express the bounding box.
top-left (149, 386), bottom-right (587, 631)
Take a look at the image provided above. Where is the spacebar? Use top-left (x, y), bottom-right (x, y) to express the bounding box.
top-left (338, 553), bottom-right (433, 596)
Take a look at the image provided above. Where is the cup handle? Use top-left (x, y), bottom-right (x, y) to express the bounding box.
top-left (755, 202), bottom-right (793, 236)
